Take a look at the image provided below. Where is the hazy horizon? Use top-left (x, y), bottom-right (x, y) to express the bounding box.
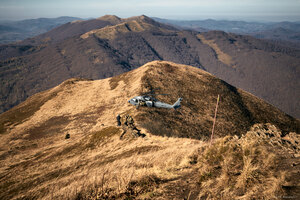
top-left (0, 0), bottom-right (300, 22)
top-left (1, 15), bottom-right (300, 24)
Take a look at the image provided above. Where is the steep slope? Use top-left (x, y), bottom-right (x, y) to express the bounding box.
top-left (197, 31), bottom-right (300, 118)
top-left (1, 15), bottom-right (300, 119)
top-left (22, 15), bottom-right (122, 45)
top-left (1, 61), bottom-right (298, 137)
top-left (0, 61), bottom-right (299, 199)
top-left (0, 16), bottom-right (119, 60)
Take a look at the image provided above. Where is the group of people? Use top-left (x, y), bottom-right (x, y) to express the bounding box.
top-left (117, 114), bottom-right (143, 139)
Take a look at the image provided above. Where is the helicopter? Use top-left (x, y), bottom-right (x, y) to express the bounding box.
top-left (128, 89), bottom-right (182, 109)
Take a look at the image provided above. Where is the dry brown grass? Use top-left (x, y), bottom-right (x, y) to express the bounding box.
top-left (89, 126), bottom-right (121, 146)
top-left (0, 61), bottom-right (299, 199)
top-left (198, 34), bottom-right (235, 67)
top-left (0, 89), bottom-right (58, 135)
top-left (0, 130), bottom-right (203, 199)
top-left (0, 120), bottom-right (298, 199)
top-left (135, 61), bottom-right (299, 140)
top-left (195, 123), bottom-right (299, 199)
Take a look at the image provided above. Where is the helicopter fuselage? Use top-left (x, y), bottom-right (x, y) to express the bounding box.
top-left (128, 96), bottom-right (182, 109)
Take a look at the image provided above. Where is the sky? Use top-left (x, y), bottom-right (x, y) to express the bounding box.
top-left (0, 0), bottom-right (300, 22)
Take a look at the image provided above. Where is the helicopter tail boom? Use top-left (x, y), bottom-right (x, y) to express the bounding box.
top-left (173, 97), bottom-right (183, 109)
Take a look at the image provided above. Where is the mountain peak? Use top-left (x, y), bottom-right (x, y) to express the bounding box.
top-left (97, 15), bottom-right (122, 23)
top-left (124, 15), bottom-right (174, 28)
top-left (136, 15), bottom-right (153, 22)
top-left (81, 15), bottom-right (177, 39)
top-left (1, 61), bottom-right (298, 138)
top-left (81, 16), bottom-right (169, 40)
top-left (125, 15), bottom-right (151, 21)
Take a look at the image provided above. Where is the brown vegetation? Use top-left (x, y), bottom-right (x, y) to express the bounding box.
top-left (0, 61), bottom-right (299, 199)
top-left (136, 61), bottom-right (299, 139)
top-left (1, 122), bottom-right (297, 199)
top-left (195, 123), bottom-right (299, 199)
top-left (197, 34), bottom-right (235, 67)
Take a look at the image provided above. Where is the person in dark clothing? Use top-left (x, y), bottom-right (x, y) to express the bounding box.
top-left (124, 115), bottom-right (128, 126)
top-left (116, 114), bottom-right (121, 126)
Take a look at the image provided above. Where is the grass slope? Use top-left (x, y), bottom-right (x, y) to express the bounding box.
top-left (0, 61), bottom-right (299, 199)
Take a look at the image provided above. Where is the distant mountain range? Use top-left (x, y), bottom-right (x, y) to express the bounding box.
top-left (2, 16), bottom-right (300, 48)
top-left (154, 18), bottom-right (300, 48)
top-left (0, 16), bottom-right (81, 44)
top-left (0, 15), bottom-right (299, 118)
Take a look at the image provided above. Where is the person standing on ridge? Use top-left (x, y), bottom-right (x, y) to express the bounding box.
top-left (116, 114), bottom-right (121, 126)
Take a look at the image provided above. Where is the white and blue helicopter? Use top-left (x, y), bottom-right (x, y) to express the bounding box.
top-left (128, 89), bottom-right (182, 109)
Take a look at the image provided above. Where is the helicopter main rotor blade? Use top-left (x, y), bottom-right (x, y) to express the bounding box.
top-left (141, 88), bottom-right (161, 95)
top-left (150, 94), bottom-right (169, 96)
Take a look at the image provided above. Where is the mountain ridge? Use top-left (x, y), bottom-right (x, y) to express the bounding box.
top-left (0, 61), bottom-right (299, 199)
top-left (154, 17), bottom-right (300, 48)
top-left (1, 61), bottom-right (299, 137)
top-left (0, 15), bottom-right (299, 118)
